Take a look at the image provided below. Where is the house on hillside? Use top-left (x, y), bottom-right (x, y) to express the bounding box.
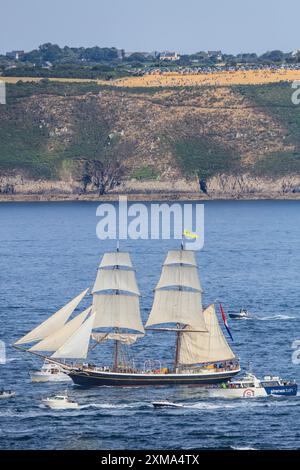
top-left (292, 49), bottom-right (300, 57)
top-left (159, 51), bottom-right (180, 61)
top-left (117, 49), bottom-right (125, 59)
top-left (207, 50), bottom-right (222, 61)
top-left (6, 50), bottom-right (25, 60)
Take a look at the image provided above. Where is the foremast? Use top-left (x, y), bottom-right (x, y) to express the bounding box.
top-left (91, 249), bottom-right (144, 371)
top-left (13, 251), bottom-right (145, 369)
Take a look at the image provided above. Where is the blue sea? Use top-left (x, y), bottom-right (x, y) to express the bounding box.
top-left (0, 200), bottom-right (299, 450)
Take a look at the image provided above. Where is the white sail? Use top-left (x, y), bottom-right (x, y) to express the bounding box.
top-left (155, 266), bottom-right (202, 291)
top-left (92, 294), bottom-right (145, 333)
top-left (178, 304), bottom-right (236, 365)
top-left (92, 332), bottom-right (144, 345)
top-left (29, 306), bottom-right (92, 352)
top-left (92, 269), bottom-right (140, 296)
top-left (52, 313), bottom-right (95, 359)
top-left (164, 250), bottom-right (197, 267)
top-left (14, 288), bottom-right (89, 345)
top-left (99, 252), bottom-right (133, 269)
top-left (146, 290), bottom-right (206, 330)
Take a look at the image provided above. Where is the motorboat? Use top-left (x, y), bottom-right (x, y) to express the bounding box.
top-left (0, 389), bottom-right (16, 399)
top-left (42, 392), bottom-right (79, 410)
top-left (229, 309), bottom-right (251, 320)
top-left (152, 401), bottom-right (184, 408)
top-left (30, 360), bottom-right (71, 383)
top-left (207, 372), bottom-right (297, 398)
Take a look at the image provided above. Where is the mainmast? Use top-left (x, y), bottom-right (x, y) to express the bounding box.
top-left (114, 244), bottom-right (120, 371)
top-left (174, 322), bottom-right (182, 372)
top-left (146, 248), bottom-right (206, 372)
top-left (175, 245), bottom-right (184, 372)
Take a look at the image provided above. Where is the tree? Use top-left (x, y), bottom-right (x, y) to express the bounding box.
top-left (259, 50), bottom-right (285, 63)
top-left (79, 158), bottom-right (124, 195)
top-left (70, 97), bottom-right (135, 195)
top-left (39, 43), bottom-right (63, 63)
top-left (127, 53), bottom-right (148, 62)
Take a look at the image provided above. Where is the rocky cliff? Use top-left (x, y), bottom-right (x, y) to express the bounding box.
top-left (0, 80), bottom-right (300, 199)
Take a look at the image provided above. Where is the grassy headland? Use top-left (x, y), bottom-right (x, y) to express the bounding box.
top-left (1, 79), bottom-right (300, 197)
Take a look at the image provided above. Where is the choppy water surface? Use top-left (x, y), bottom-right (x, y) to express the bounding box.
top-left (0, 200), bottom-right (299, 449)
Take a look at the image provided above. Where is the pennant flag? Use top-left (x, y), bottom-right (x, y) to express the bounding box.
top-left (219, 303), bottom-right (234, 342)
top-left (183, 229), bottom-right (199, 239)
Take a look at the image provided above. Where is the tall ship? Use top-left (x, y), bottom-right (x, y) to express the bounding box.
top-left (14, 248), bottom-right (240, 387)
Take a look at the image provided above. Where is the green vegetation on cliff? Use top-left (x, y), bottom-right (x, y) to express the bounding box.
top-left (1, 81), bottom-right (300, 192)
top-left (236, 83), bottom-right (300, 176)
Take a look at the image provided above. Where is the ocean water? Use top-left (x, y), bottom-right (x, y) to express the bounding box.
top-left (0, 200), bottom-right (299, 450)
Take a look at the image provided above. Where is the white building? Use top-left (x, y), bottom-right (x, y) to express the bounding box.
top-left (6, 50), bottom-right (25, 60)
top-left (159, 51), bottom-right (180, 61)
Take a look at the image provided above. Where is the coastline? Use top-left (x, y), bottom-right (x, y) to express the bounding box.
top-left (1, 192), bottom-right (300, 202)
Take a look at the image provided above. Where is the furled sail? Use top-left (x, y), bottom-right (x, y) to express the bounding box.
top-left (29, 306), bottom-right (92, 352)
top-left (92, 294), bottom-right (144, 333)
top-left (92, 269), bottom-right (140, 296)
top-left (52, 313), bottom-right (95, 359)
top-left (100, 252), bottom-right (133, 269)
top-left (92, 332), bottom-right (144, 345)
top-left (164, 250), bottom-right (197, 267)
top-left (156, 266), bottom-right (202, 291)
top-left (146, 290), bottom-right (206, 330)
top-left (178, 304), bottom-right (236, 365)
top-left (14, 288), bottom-right (89, 345)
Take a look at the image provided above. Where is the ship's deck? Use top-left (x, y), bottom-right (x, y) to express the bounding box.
top-left (71, 361), bottom-right (240, 376)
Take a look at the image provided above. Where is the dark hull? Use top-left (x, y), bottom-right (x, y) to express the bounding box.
top-left (68, 368), bottom-right (240, 387)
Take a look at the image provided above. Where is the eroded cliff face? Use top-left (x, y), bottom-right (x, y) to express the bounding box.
top-left (1, 83), bottom-right (300, 199)
top-left (1, 173), bottom-right (300, 199)
top-left (206, 174), bottom-right (300, 196)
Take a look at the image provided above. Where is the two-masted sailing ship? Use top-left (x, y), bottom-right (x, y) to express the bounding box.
top-left (14, 248), bottom-right (240, 387)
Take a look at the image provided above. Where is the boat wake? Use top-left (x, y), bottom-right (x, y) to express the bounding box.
top-left (256, 314), bottom-right (297, 321)
top-left (79, 402), bottom-right (148, 410)
top-left (152, 396), bottom-right (300, 411)
top-left (230, 446), bottom-right (256, 450)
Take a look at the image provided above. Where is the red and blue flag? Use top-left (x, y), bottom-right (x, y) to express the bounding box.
top-left (219, 303), bottom-right (234, 342)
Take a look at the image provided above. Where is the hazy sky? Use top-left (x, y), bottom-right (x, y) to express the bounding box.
top-left (1, 0), bottom-right (299, 55)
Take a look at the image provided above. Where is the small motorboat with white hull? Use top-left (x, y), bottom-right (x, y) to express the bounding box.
top-left (0, 389), bottom-right (16, 399)
top-left (30, 360), bottom-right (71, 383)
top-left (42, 391), bottom-right (79, 410)
top-left (207, 372), bottom-right (297, 398)
top-left (153, 401), bottom-right (184, 408)
top-left (229, 309), bottom-right (251, 320)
